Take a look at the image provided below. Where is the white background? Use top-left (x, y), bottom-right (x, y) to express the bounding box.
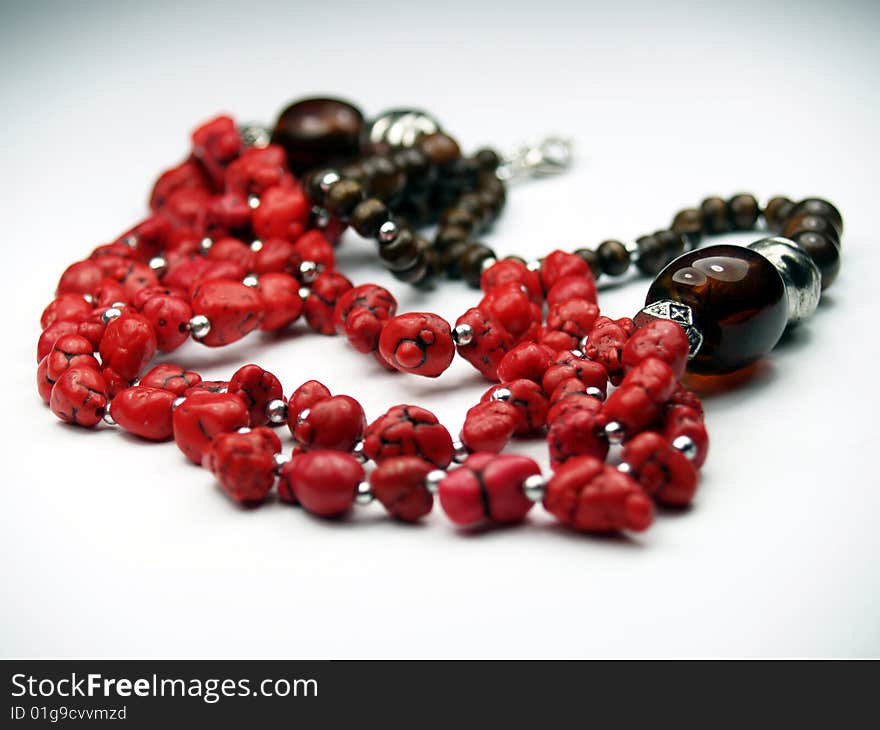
top-left (2, 0), bottom-right (879, 658)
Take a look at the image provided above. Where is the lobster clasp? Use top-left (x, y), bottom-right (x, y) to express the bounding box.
top-left (496, 136), bottom-right (573, 181)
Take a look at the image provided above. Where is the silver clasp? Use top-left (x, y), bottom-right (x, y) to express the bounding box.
top-left (496, 136), bottom-right (573, 182)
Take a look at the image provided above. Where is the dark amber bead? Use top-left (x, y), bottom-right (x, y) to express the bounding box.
top-left (324, 179), bottom-right (364, 219)
top-left (645, 244), bottom-right (787, 374)
top-left (272, 98), bottom-right (364, 174)
top-left (635, 234), bottom-right (666, 276)
top-left (575, 248), bottom-right (602, 278)
top-left (443, 239), bottom-right (472, 278)
top-left (435, 225), bottom-right (470, 251)
top-left (362, 155), bottom-right (407, 203)
top-left (597, 240), bottom-right (630, 276)
top-left (459, 243), bottom-right (496, 287)
top-left (419, 133), bottom-right (461, 166)
top-left (379, 229), bottom-right (419, 272)
top-left (789, 231), bottom-right (840, 289)
top-left (763, 196), bottom-right (795, 233)
top-left (700, 196), bottom-right (731, 234)
top-left (728, 193), bottom-right (759, 230)
top-left (655, 229), bottom-right (685, 260)
top-left (475, 148), bottom-right (501, 171)
top-left (782, 214), bottom-right (841, 248)
top-left (351, 198), bottom-right (389, 238)
top-left (790, 198), bottom-right (843, 236)
top-left (671, 208), bottom-right (703, 243)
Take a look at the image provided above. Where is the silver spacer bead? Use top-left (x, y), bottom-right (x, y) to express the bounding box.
top-left (298, 260), bottom-right (320, 284)
top-left (242, 274), bottom-right (259, 288)
top-left (617, 462), bottom-right (633, 475)
top-left (102, 410), bottom-right (116, 426)
top-left (238, 123), bottom-right (271, 149)
top-left (265, 399), bottom-right (289, 425)
top-left (747, 236), bottom-right (821, 325)
top-left (247, 194), bottom-right (260, 210)
top-left (352, 440), bottom-right (368, 464)
top-left (110, 301), bottom-right (126, 309)
top-left (377, 220), bottom-right (399, 244)
top-left (101, 307), bottom-right (122, 324)
top-left (579, 335), bottom-right (590, 351)
top-left (671, 435), bottom-right (699, 461)
top-left (569, 349), bottom-right (585, 359)
top-left (298, 286), bottom-right (311, 301)
top-left (311, 206), bottom-right (330, 229)
top-left (121, 234), bottom-right (138, 249)
top-left (451, 323), bottom-right (474, 347)
top-left (237, 426), bottom-right (252, 434)
top-left (480, 256), bottom-right (498, 274)
top-left (585, 386), bottom-right (605, 401)
top-left (490, 387), bottom-right (512, 402)
top-left (82, 293), bottom-right (94, 304)
top-left (148, 256), bottom-right (167, 274)
top-left (452, 440), bottom-right (469, 464)
top-left (296, 408), bottom-right (311, 425)
top-left (355, 481), bottom-right (374, 506)
top-left (200, 237), bottom-right (214, 253)
top-left (522, 473), bottom-right (547, 503)
top-left (273, 452), bottom-right (291, 475)
top-left (250, 239), bottom-right (264, 252)
top-left (187, 314), bottom-right (211, 341)
top-left (318, 170), bottom-right (341, 194)
top-left (526, 259), bottom-right (542, 272)
top-left (172, 396), bottom-right (186, 411)
top-left (604, 421), bottom-right (626, 445)
top-left (425, 469), bottom-right (446, 495)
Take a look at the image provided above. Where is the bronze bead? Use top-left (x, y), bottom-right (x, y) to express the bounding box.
top-left (789, 198), bottom-right (843, 236)
top-left (351, 198), bottom-right (389, 238)
top-left (272, 97), bottom-right (364, 174)
top-left (763, 196), bottom-right (796, 233)
top-left (671, 208), bottom-right (704, 243)
top-left (597, 240), bottom-right (630, 276)
top-left (782, 214), bottom-right (841, 248)
top-left (789, 230), bottom-right (840, 289)
top-left (728, 193), bottom-right (759, 230)
top-left (324, 179), bottom-right (363, 219)
top-left (700, 196), bottom-right (731, 235)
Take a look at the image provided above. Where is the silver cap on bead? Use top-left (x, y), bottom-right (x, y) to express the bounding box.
top-left (585, 386), bottom-right (605, 401)
top-left (490, 387), bottom-right (512, 402)
top-left (101, 307), bottom-right (122, 324)
top-left (747, 236), bottom-right (821, 325)
top-left (298, 260), bottom-right (320, 284)
top-left (378, 220), bottom-right (399, 244)
top-left (148, 256), bottom-right (167, 274)
top-left (242, 274), bottom-right (259, 288)
top-left (352, 440), bottom-right (368, 464)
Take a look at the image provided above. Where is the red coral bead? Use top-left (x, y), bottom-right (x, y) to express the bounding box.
top-left (287, 380), bottom-right (332, 424)
top-left (583, 316), bottom-right (635, 385)
top-left (190, 278), bottom-right (264, 346)
top-left (203, 427), bottom-right (282, 504)
top-left (37, 357), bottom-right (54, 403)
top-left (663, 404), bottom-right (709, 468)
top-left (304, 271), bottom-right (353, 335)
top-left (292, 230), bottom-right (335, 271)
top-left (544, 456), bottom-right (653, 532)
top-left (546, 274), bottom-right (598, 307)
top-left (191, 115), bottom-right (241, 188)
top-left (109, 386), bottom-right (177, 440)
top-left (150, 157), bottom-right (212, 212)
top-left (478, 281), bottom-right (540, 341)
top-left (252, 185), bottom-right (309, 241)
top-left (294, 395), bottom-right (365, 452)
top-left (46, 334), bottom-right (99, 381)
top-left (496, 341), bottom-right (556, 383)
top-left (93, 279), bottom-right (130, 308)
top-left (334, 284), bottom-right (397, 354)
top-left (541, 351), bottom-right (608, 397)
top-left (603, 357), bottom-right (678, 435)
top-left (228, 364), bottom-right (284, 426)
top-left (540, 329), bottom-right (579, 352)
top-left (184, 380), bottom-right (229, 396)
top-left (139, 363), bottom-right (202, 395)
top-left (208, 236), bottom-right (256, 271)
top-left (482, 379), bottom-right (548, 435)
top-left (437, 452), bottom-right (538, 526)
top-left (57, 260), bottom-right (103, 297)
top-left (362, 404), bottom-right (454, 468)
top-left (114, 215), bottom-right (172, 262)
top-left (41, 294), bottom-right (92, 329)
top-left (49, 366), bottom-right (108, 427)
top-left (622, 431), bottom-right (699, 506)
top-left (546, 396), bottom-right (608, 467)
top-left (454, 307), bottom-right (515, 381)
top-left (98, 312), bottom-right (157, 382)
top-left (253, 237), bottom-right (297, 275)
top-left (139, 294), bottom-right (192, 352)
top-left (546, 299), bottom-right (599, 341)
top-left (540, 250), bottom-right (593, 292)
top-left (378, 312), bottom-right (455, 377)
top-left (460, 400), bottom-right (519, 453)
top-left (369, 456), bottom-right (434, 522)
top-left (225, 145), bottom-right (292, 199)
top-left (481, 259), bottom-right (543, 305)
top-left (172, 392), bottom-right (250, 465)
top-left (622, 318), bottom-right (690, 379)
top-left (256, 272), bottom-right (303, 331)
top-left (101, 366), bottom-right (131, 399)
top-left (279, 451), bottom-right (363, 517)
top-left (199, 193), bottom-right (251, 241)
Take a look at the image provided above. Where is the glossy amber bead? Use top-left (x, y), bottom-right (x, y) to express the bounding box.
top-left (644, 244), bottom-right (787, 374)
top-left (271, 97), bottom-right (364, 173)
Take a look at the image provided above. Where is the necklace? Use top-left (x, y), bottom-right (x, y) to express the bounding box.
top-left (36, 96), bottom-right (842, 536)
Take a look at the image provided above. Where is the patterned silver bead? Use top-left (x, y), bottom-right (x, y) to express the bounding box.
top-left (522, 474), bottom-right (547, 503)
top-left (451, 323), bottom-right (474, 347)
top-left (368, 109), bottom-right (442, 148)
top-left (265, 399), bottom-right (289, 425)
top-left (747, 236), bottom-right (821, 325)
top-left (242, 274), bottom-right (259, 288)
top-left (452, 440), bottom-right (469, 464)
top-left (101, 307), bottom-right (122, 324)
top-left (671, 435), bottom-right (698, 461)
top-left (378, 220), bottom-right (399, 244)
top-left (187, 314), bottom-right (211, 341)
top-left (148, 256), bottom-right (167, 274)
top-left (425, 469), bottom-right (446, 495)
top-left (273, 452), bottom-right (291, 475)
top-left (604, 421), bottom-right (626, 445)
top-left (355, 481), bottom-right (374, 505)
top-left (298, 260), bottom-right (320, 284)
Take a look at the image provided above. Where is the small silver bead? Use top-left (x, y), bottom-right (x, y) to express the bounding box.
top-left (579, 335), bottom-right (589, 351)
top-left (82, 293), bottom-right (94, 304)
top-left (490, 387), bottom-right (512, 402)
top-left (451, 323), bottom-right (474, 347)
top-left (237, 426), bottom-right (252, 434)
top-left (355, 481), bottom-right (374, 506)
top-left (298, 286), bottom-right (311, 301)
top-left (172, 396), bottom-right (186, 411)
top-left (311, 206), bottom-right (330, 229)
top-left (273, 452), bottom-right (291, 475)
top-left (242, 274), bottom-right (259, 288)
top-left (200, 237), bottom-right (214, 253)
top-left (296, 408), bottom-right (311, 425)
top-left (121, 234), bottom-right (138, 249)
top-left (452, 440), bottom-right (469, 464)
top-left (188, 314), bottom-right (211, 341)
top-left (425, 469), bottom-right (446, 495)
top-left (618, 462), bottom-right (633, 475)
top-left (481, 256), bottom-right (497, 274)
top-left (101, 307), bottom-right (122, 324)
top-left (352, 440), bottom-right (368, 464)
top-left (148, 256), bottom-right (167, 274)
top-left (378, 220), bottom-right (399, 244)
top-left (250, 239), bottom-right (264, 252)
top-left (298, 260), bottom-right (320, 284)
top-left (569, 349), bottom-right (585, 359)
top-left (247, 194), bottom-right (260, 210)
top-left (604, 421), bottom-right (626, 445)
top-left (585, 386), bottom-right (605, 401)
top-left (522, 474), bottom-right (546, 503)
top-left (110, 301), bottom-right (126, 309)
top-left (318, 170), bottom-right (341, 194)
top-left (672, 435), bottom-right (699, 461)
top-left (265, 399), bottom-right (289, 425)
top-left (526, 259), bottom-right (542, 272)
top-left (102, 411), bottom-right (116, 426)
top-left (238, 123), bottom-right (271, 149)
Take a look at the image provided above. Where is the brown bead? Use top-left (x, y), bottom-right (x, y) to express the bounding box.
top-left (763, 196), bottom-right (795, 233)
top-left (440, 205), bottom-right (477, 233)
top-left (700, 196), bottom-right (731, 235)
top-left (351, 198), bottom-right (389, 238)
top-left (782, 214), bottom-right (841, 248)
top-left (392, 252), bottom-right (430, 285)
top-left (379, 228), bottom-right (419, 272)
top-left (575, 248), bottom-right (602, 278)
top-left (304, 167), bottom-right (338, 205)
top-left (644, 244), bottom-right (787, 374)
top-left (392, 147), bottom-right (433, 186)
top-left (324, 179), bottom-right (363, 219)
top-left (475, 148), bottom-right (501, 171)
top-left (459, 243), bottom-right (496, 287)
top-left (789, 231), bottom-right (840, 289)
top-left (362, 155), bottom-right (406, 203)
top-left (671, 208), bottom-right (704, 243)
top-left (728, 193), bottom-right (759, 230)
top-left (272, 97), bottom-right (364, 173)
top-left (597, 240), bottom-right (630, 276)
top-left (655, 229), bottom-right (685, 261)
top-left (443, 239), bottom-right (472, 279)
top-left (435, 225), bottom-right (470, 251)
top-left (635, 234), bottom-right (666, 276)
top-left (419, 133), bottom-right (461, 166)
top-left (789, 198), bottom-right (843, 236)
